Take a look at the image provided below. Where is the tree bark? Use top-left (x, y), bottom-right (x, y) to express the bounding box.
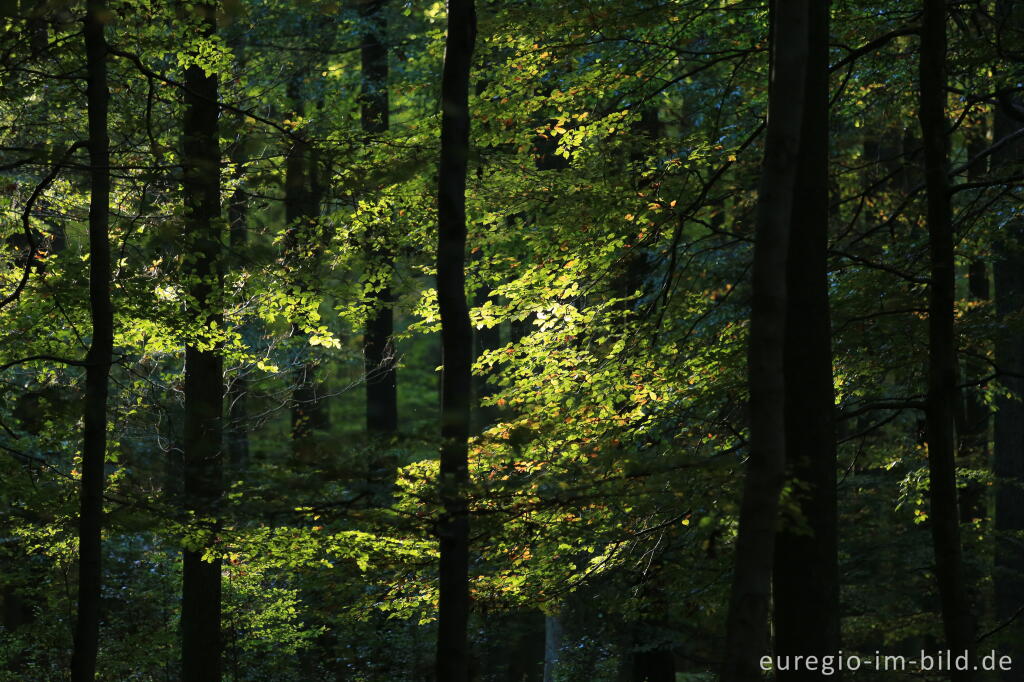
top-left (543, 613), bottom-right (563, 682)
top-left (631, 652), bottom-right (675, 682)
top-left (992, 3), bottom-right (1024, 675)
top-left (719, 2), bottom-right (808, 680)
top-left (959, 136), bottom-right (989, 525)
top-left (70, 2), bottom-right (112, 679)
top-left (226, 140), bottom-right (249, 475)
top-left (918, 0), bottom-right (975, 675)
top-left (472, 270), bottom-right (501, 432)
top-left (435, 0), bottom-right (476, 679)
top-left (283, 76), bottom-right (329, 460)
top-left (772, 3), bottom-right (840, 680)
top-left (361, 0), bottom-right (398, 438)
top-left (181, 3), bottom-right (224, 680)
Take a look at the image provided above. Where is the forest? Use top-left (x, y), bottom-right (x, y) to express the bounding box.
top-left (1, 0), bottom-right (1024, 680)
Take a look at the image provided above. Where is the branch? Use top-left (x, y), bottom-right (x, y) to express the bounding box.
top-left (108, 49), bottom-right (303, 142)
top-left (0, 141), bottom-right (86, 312)
top-left (829, 26), bottom-right (920, 73)
top-left (950, 124), bottom-right (1024, 178)
top-left (977, 602), bottom-right (1024, 643)
top-left (839, 399), bottom-right (926, 420)
top-left (951, 174), bottom-right (1024, 194)
top-left (830, 248), bottom-right (930, 285)
top-left (0, 441), bottom-right (173, 518)
top-left (0, 354), bottom-right (89, 372)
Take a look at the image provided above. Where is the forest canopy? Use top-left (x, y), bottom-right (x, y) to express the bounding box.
top-left (1, 1), bottom-right (1024, 681)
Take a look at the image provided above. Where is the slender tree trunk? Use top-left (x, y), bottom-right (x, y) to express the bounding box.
top-left (470, 76), bottom-right (502, 432)
top-left (283, 80), bottom-right (328, 460)
top-left (719, 2), bottom-right (808, 680)
top-left (772, 3), bottom-right (840, 679)
top-left (226, 95), bottom-right (250, 475)
top-left (364, 291), bottom-right (397, 436)
top-left (992, 4), bottom-right (1024, 676)
top-left (361, 0), bottom-right (398, 438)
top-left (70, 3), bottom-right (112, 679)
top-left (919, 0), bottom-right (975, 674)
top-left (226, 150), bottom-right (249, 475)
top-left (472, 274), bottom-right (501, 431)
top-left (543, 613), bottom-right (563, 682)
top-left (181, 3), bottom-right (223, 679)
top-left (959, 132), bottom-right (989, 525)
top-left (435, 0), bottom-right (476, 679)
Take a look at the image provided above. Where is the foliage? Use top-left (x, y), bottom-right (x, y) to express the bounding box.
top-left (1, 0), bottom-right (1023, 680)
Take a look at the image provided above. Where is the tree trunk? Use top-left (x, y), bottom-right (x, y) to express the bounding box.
top-left (772, 3), bottom-right (840, 680)
top-left (180, 3), bottom-right (224, 680)
top-left (543, 613), bottom-right (563, 682)
top-left (226, 196), bottom-right (249, 474)
top-left (631, 651), bottom-right (675, 682)
top-left (70, 2), bottom-right (112, 679)
top-left (227, 117), bottom-right (250, 475)
top-left (284, 77), bottom-right (329, 461)
top-left (361, 0), bottom-right (398, 438)
top-left (435, 0), bottom-right (476, 679)
top-left (960, 135), bottom-right (989, 525)
top-left (719, 2), bottom-right (808, 680)
top-left (918, 0), bottom-right (975, 674)
top-left (472, 276), bottom-right (501, 431)
top-left (992, 3), bottom-right (1024, 675)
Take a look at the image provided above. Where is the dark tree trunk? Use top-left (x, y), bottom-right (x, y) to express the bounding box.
top-left (992, 3), bottom-right (1024, 675)
top-left (470, 79), bottom-right (502, 432)
top-left (227, 115), bottom-right (250, 475)
top-left (70, 2), bottom-right (112, 679)
top-left (435, 0), bottom-right (476, 679)
top-left (361, 0), bottom-right (398, 438)
top-left (959, 132), bottom-right (989, 525)
top-left (951, 8), bottom-right (991, 531)
top-left (919, 0), bottom-right (975, 674)
top-left (472, 274), bottom-right (501, 431)
top-left (180, 4), bottom-right (223, 680)
top-left (1, 581), bottom-right (34, 673)
top-left (772, 3), bottom-right (840, 680)
top-left (364, 295), bottom-right (397, 436)
top-left (719, 2), bottom-right (808, 680)
top-left (2, 584), bottom-right (33, 631)
top-left (631, 651), bottom-right (675, 682)
top-left (283, 79), bottom-right (329, 460)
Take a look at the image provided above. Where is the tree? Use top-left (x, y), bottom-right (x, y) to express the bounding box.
top-left (435, 0), bottom-right (476, 678)
top-left (285, 73), bottom-right (328, 461)
top-left (8, 2), bottom-right (1024, 679)
top-left (919, 0), bottom-right (975, 674)
top-left (70, 1), bottom-right (113, 679)
top-left (361, 0), bottom-right (398, 439)
top-left (180, 3), bottom-right (224, 679)
top-left (720, 2), bottom-right (808, 679)
top-left (226, 111), bottom-right (251, 475)
top-left (772, 2), bottom-right (840, 678)
top-left (992, 1), bottom-right (1024, 675)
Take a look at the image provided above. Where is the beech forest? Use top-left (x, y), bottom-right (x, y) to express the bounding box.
top-left (1, 1), bottom-right (1024, 681)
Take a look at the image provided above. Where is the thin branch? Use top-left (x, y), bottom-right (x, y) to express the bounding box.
top-left (0, 141), bottom-right (86, 312)
top-left (839, 399), bottom-right (926, 420)
top-left (977, 602), bottom-right (1024, 643)
top-left (108, 48), bottom-right (303, 142)
top-left (829, 26), bottom-right (920, 73)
